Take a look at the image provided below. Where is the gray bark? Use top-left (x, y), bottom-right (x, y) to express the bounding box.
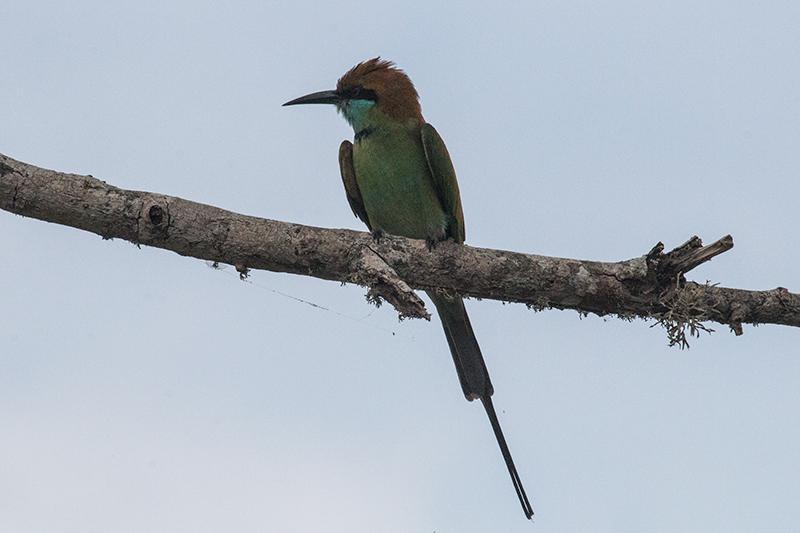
top-left (2, 153), bottom-right (798, 344)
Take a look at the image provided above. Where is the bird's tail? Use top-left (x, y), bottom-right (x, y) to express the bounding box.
top-left (426, 292), bottom-right (534, 519)
top-left (481, 395), bottom-right (534, 519)
top-left (427, 291), bottom-right (493, 400)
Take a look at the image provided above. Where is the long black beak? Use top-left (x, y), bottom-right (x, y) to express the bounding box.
top-left (283, 90), bottom-right (342, 106)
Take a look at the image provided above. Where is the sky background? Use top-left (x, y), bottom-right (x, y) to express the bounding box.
top-left (2, 1), bottom-right (799, 531)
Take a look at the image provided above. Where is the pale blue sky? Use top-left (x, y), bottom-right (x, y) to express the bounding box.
top-left (2, 1), bottom-right (799, 531)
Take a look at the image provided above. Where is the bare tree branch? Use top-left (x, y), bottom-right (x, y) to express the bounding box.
top-left (2, 153), bottom-right (798, 339)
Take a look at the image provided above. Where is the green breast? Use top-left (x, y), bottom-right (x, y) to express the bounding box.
top-left (353, 126), bottom-right (447, 241)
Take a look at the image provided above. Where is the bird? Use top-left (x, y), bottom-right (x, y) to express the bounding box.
top-left (284, 58), bottom-right (533, 519)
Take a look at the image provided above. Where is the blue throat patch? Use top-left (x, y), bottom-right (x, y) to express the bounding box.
top-left (339, 99), bottom-right (375, 131)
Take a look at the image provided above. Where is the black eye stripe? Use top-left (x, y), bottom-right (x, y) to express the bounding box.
top-left (344, 86), bottom-right (377, 102)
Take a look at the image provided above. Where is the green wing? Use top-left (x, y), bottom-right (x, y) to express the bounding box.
top-left (421, 123), bottom-right (465, 244)
top-left (338, 140), bottom-right (371, 230)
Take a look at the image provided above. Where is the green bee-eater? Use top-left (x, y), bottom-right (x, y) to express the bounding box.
top-left (284, 58), bottom-right (533, 519)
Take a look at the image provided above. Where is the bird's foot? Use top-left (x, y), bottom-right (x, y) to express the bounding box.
top-left (370, 228), bottom-right (385, 244)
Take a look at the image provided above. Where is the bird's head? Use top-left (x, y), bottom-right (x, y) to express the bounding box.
top-left (283, 58), bottom-right (423, 131)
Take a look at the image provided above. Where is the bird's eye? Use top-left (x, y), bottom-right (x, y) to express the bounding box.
top-left (349, 86), bottom-right (377, 102)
